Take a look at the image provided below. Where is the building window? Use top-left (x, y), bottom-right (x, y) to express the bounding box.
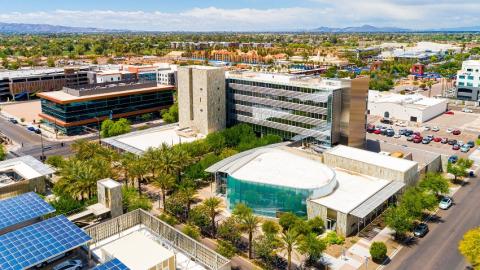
top-left (459, 75), bottom-right (465, 79)
top-left (458, 82), bottom-right (465, 86)
top-left (468, 76), bottom-right (474, 80)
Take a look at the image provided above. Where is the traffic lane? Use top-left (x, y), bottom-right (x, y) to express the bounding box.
top-left (0, 117), bottom-right (41, 146)
top-left (386, 176), bottom-right (480, 270)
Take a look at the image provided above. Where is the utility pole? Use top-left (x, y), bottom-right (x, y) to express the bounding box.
top-left (40, 131), bottom-right (45, 162)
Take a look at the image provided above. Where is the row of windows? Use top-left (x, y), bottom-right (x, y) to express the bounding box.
top-left (230, 109), bottom-right (318, 129)
top-left (229, 100), bottom-right (327, 120)
top-left (227, 79), bottom-right (332, 94)
top-left (458, 82), bottom-right (479, 87)
top-left (228, 88), bottom-right (328, 108)
top-left (458, 75), bottom-right (478, 80)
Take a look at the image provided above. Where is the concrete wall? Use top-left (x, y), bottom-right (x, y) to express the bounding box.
top-left (368, 99), bottom-right (447, 123)
top-left (323, 152), bottom-right (419, 185)
top-left (177, 66), bottom-right (226, 135)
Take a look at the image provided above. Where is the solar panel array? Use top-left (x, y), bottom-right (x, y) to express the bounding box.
top-left (0, 215), bottom-right (91, 270)
top-left (92, 258), bottom-right (130, 270)
top-left (0, 192), bottom-right (55, 231)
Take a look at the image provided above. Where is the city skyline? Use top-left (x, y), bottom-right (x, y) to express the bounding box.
top-left (0, 0), bottom-right (479, 31)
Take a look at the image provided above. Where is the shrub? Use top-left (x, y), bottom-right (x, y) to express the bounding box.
top-left (45, 155), bottom-right (65, 168)
top-left (370, 242), bottom-right (388, 263)
top-left (182, 224), bottom-right (201, 240)
top-left (307, 216), bottom-right (325, 235)
top-left (279, 212), bottom-right (299, 231)
top-left (50, 195), bottom-right (84, 215)
top-left (216, 240), bottom-right (237, 258)
top-left (325, 231), bottom-right (345, 245)
top-left (158, 213), bottom-right (179, 226)
top-left (122, 187), bottom-right (152, 211)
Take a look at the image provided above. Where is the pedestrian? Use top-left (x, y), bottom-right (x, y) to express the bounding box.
top-left (21, 142), bottom-right (23, 147)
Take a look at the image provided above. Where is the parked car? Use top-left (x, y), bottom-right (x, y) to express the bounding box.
top-left (407, 136), bottom-right (414, 141)
top-left (8, 118), bottom-right (18, 124)
top-left (423, 126), bottom-right (431, 131)
top-left (413, 137), bottom-right (423, 144)
top-left (35, 252), bottom-right (69, 268)
top-left (462, 108), bottom-right (473, 113)
top-left (433, 137), bottom-right (442, 142)
top-left (441, 138), bottom-right (449, 144)
top-left (394, 133), bottom-right (401, 138)
top-left (396, 121), bottom-right (407, 127)
top-left (374, 129), bottom-right (382, 134)
top-left (404, 130), bottom-right (414, 136)
top-left (452, 144), bottom-right (460, 150)
top-left (452, 129), bottom-right (461, 135)
top-left (448, 155), bottom-right (458, 163)
top-left (399, 129), bottom-right (407, 135)
top-left (461, 144), bottom-right (471, 153)
top-left (422, 138), bottom-right (430, 144)
top-left (444, 111), bottom-right (454, 115)
top-left (439, 197), bottom-right (453, 210)
top-left (52, 260), bottom-right (83, 270)
top-left (380, 118), bottom-right (393, 125)
top-left (27, 126), bottom-right (36, 132)
top-left (457, 140), bottom-right (465, 146)
top-left (413, 223), bottom-right (429, 237)
top-left (448, 139), bottom-right (457, 145)
top-left (446, 128), bottom-right (454, 133)
top-left (467, 141), bottom-right (475, 148)
top-left (431, 126), bottom-right (440, 132)
top-left (386, 129), bottom-right (395, 137)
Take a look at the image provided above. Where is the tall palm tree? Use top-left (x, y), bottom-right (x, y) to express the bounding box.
top-left (143, 147), bottom-right (161, 178)
top-left (241, 213), bottom-right (260, 259)
top-left (281, 228), bottom-right (300, 270)
top-left (203, 197), bottom-right (223, 236)
top-left (151, 173), bottom-right (176, 210)
top-left (156, 144), bottom-right (181, 177)
top-left (120, 152), bottom-right (136, 187)
top-left (129, 155), bottom-right (148, 195)
top-left (178, 183), bottom-right (197, 218)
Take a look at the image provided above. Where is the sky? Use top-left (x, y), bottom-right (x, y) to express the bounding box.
top-left (0, 0), bottom-right (479, 31)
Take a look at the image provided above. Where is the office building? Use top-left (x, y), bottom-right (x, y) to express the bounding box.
top-left (225, 71), bottom-right (369, 148)
top-left (207, 144), bottom-right (418, 236)
top-left (0, 67), bottom-right (90, 100)
top-left (37, 81), bottom-right (174, 135)
top-left (368, 90), bottom-right (448, 123)
top-left (177, 66), bottom-right (226, 135)
top-left (456, 60), bottom-right (480, 101)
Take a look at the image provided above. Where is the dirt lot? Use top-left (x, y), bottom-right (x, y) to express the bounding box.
top-left (1, 100), bottom-right (41, 123)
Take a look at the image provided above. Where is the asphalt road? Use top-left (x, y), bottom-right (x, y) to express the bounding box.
top-left (386, 175), bottom-right (480, 270)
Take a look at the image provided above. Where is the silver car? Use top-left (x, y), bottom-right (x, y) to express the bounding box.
top-left (53, 260), bottom-right (83, 270)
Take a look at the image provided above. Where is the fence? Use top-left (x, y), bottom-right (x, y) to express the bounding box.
top-left (84, 209), bottom-right (231, 270)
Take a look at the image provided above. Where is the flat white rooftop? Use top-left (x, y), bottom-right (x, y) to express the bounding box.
top-left (230, 149), bottom-right (336, 190)
top-left (326, 145), bottom-right (417, 173)
top-left (310, 168), bottom-right (391, 214)
top-left (0, 155), bottom-right (54, 180)
top-left (368, 90), bottom-right (446, 109)
top-left (102, 124), bottom-right (202, 155)
top-left (91, 225), bottom-right (206, 270)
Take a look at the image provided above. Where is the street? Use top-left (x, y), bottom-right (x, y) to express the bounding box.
top-left (386, 175), bottom-right (480, 270)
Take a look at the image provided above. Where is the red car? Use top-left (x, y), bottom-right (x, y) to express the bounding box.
top-left (374, 129), bottom-right (381, 134)
top-left (452, 144), bottom-right (460, 150)
top-left (452, 129), bottom-right (461, 135)
top-left (413, 137), bottom-right (423, 143)
top-left (445, 111), bottom-right (454, 115)
top-left (413, 132), bottom-right (421, 137)
top-left (433, 137), bottom-right (442, 142)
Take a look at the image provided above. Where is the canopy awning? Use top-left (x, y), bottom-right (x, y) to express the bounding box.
top-left (350, 181), bottom-right (405, 219)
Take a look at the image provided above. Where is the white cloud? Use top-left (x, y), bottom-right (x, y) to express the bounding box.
top-left (0, 2), bottom-right (479, 31)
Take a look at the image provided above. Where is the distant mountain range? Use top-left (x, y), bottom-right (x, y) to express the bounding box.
top-left (0, 22), bottom-right (480, 34)
top-left (0, 22), bottom-right (126, 33)
top-left (311, 24), bottom-right (480, 33)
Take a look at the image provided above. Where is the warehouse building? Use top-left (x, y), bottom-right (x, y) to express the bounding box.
top-left (207, 144), bottom-right (418, 236)
top-left (368, 90), bottom-right (447, 123)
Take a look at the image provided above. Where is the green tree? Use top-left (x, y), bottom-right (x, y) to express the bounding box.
top-left (216, 240), bottom-right (237, 259)
top-left (151, 173), bottom-right (176, 210)
top-left (47, 57), bottom-right (55, 67)
top-left (217, 217), bottom-right (242, 245)
top-left (232, 203), bottom-right (253, 219)
top-left (122, 187), bottom-right (152, 211)
top-left (203, 197), bottom-right (223, 236)
top-left (385, 206), bottom-right (413, 238)
top-left (459, 227), bottom-right (480, 268)
top-left (182, 224), bottom-right (201, 240)
top-left (0, 144), bottom-right (6, 161)
top-left (307, 216), bottom-right (325, 235)
top-left (281, 228), bottom-right (300, 270)
top-left (240, 213), bottom-right (260, 259)
top-left (254, 234), bottom-right (281, 265)
top-left (279, 212), bottom-right (300, 231)
top-left (298, 233), bottom-right (326, 265)
top-left (45, 155), bottom-right (65, 168)
top-left (370, 242), bottom-right (388, 263)
top-left (419, 172), bottom-right (449, 196)
top-left (162, 103), bottom-right (179, 123)
top-left (101, 118), bottom-right (131, 138)
top-left (262, 220), bottom-right (281, 236)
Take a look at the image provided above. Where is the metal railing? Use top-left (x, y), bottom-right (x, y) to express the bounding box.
top-left (84, 209), bottom-right (231, 270)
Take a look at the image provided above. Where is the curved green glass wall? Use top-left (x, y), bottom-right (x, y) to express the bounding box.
top-left (227, 175), bottom-right (313, 217)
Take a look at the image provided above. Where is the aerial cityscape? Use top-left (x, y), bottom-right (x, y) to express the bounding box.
top-left (1, 1), bottom-right (480, 270)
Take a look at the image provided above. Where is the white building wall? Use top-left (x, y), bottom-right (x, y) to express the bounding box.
top-left (96, 74), bottom-right (121, 84)
top-left (368, 100), bottom-right (447, 123)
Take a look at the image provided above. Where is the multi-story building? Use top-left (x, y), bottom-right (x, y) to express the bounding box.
top-left (225, 71), bottom-right (369, 148)
top-left (456, 60), bottom-right (480, 101)
top-left (177, 66), bottom-right (226, 135)
top-left (157, 67), bottom-right (176, 86)
top-left (37, 81), bottom-right (174, 135)
top-left (0, 67), bottom-right (90, 101)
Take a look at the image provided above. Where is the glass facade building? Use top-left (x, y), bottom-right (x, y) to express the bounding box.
top-left (226, 175), bottom-right (313, 217)
top-left (226, 76), bottom-right (343, 146)
top-left (39, 84), bottom-right (174, 135)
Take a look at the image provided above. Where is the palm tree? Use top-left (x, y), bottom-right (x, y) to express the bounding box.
top-left (178, 183), bottom-right (197, 218)
top-left (151, 173), bottom-right (176, 210)
top-left (281, 228), bottom-right (300, 270)
top-left (240, 213), bottom-right (260, 259)
top-left (143, 147), bottom-right (160, 178)
top-left (120, 152), bottom-right (136, 187)
top-left (426, 80), bottom-right (434, 98)
top-left (129, 155), bottom-right (148, 195)
top-left (203, 197), bottom-right (223, 236)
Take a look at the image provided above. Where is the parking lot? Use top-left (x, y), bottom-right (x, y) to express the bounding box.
top-left (367, 111), bottom-right (479, 158)
top-left (38, 248), bottom-right (90, 270)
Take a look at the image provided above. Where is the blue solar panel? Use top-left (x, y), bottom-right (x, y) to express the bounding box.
top-left (92, 258), bottom-right (130, 270)
top-left (0, 192), bottom-right (55, 231)
top-left (0, 215), bottom-right (91, 270)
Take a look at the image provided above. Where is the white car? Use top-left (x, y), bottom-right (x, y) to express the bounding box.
top-left (53, 260), bottom-right (83, 270)
top-left (439, 197), bottom-right (453, 210)
top-left (423, 126), bottom-right (430, 131)
top-left (431, 126), bottom-right (440, 132)
top-left (462, 108), bottom-right (473, 113)
top-left (395, 121), bottom-right (407, 127)
top-left (446, 128), bottom-right (454, 133)
top-left (394, 133), bottom-right (401, 138)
